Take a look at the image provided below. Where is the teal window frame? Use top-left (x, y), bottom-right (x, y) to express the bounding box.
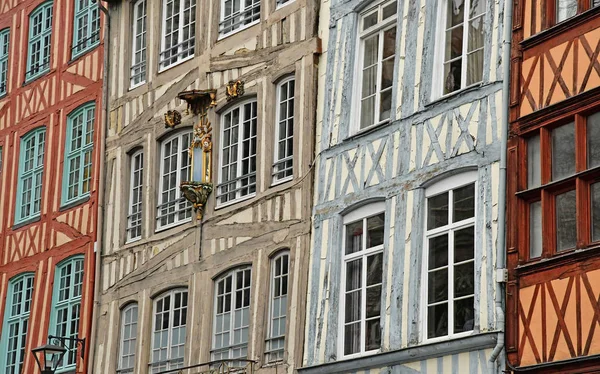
top-left (0, 273), bottom-right (34, 374)
top-left (72, 0), bottom-right (100, 58)
top-left (26, 2), bottom-right (53, 82)
top-left (49, 256), bottom-right (84, 373)
top-left (0, 28), bottom-right (9, 96)
top-left (15, 128), bottom-right (46, 224)
top-left (62, 102), bottom-right (95, 206)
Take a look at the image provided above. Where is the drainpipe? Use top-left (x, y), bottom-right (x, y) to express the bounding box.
top-left (88, 1), bottom-right (110, 373)
top-left (489, 0), bottom-right (512, 371)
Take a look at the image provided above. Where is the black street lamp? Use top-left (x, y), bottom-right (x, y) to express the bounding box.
top-left (31, 343), bottom-right (66, 374)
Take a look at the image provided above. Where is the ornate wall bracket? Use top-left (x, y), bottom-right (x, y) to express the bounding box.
top-left (180, 182), bottom-right (213, 220)
top-left (178, 89), bottom-right (217, 115)
top-left (164, 110), bottom-right (182, 128)
top-left (226, 80), bottom-right (245, 101)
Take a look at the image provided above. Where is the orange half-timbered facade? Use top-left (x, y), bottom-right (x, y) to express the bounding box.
top-left (0, 0), bottom-right (104, 373)
top-left (507, 0), bottom-right (600, 372)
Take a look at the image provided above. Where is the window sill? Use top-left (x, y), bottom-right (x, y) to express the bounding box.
top-left (23, 69), bottom-right (51, 86)
top-left (215, 193), bottom-right (256, 210)
top-left (275, 0), bottom-right (296, 11)
top-left (158, 54), bottom-right (194, 74)
top-left (427, 82), bottom-right (483, 108)
top-left (271, 176), bottom-right (293, 187)
top-left (69, 42), bottom-right (100, 64)
top-left (129, 80), bottom-right (147, 91)
top-left (421, 330), bottom-right (474, 345)
top-left (344, 119), bottom-right (391, 142)
top-left (155, 217), bottom-right (193, 233)
top-left (60, 195), bottom-right (90, 212)
top-left (516, 244), bottom-right (600, 277)
top-left (218, 20), bottom-right (260, 41)
top-left (13, 215), bottom-right (41, 230)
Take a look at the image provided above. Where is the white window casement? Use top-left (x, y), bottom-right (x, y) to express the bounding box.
top-left (130, 0), bottom-right (147, 88)
top-left (265, 251), bottom-right (289, 363)
top-left (272, 78), bottom-right (294, 184)
top-left (217, 100), bottom-right (257, 206)
top-left (118, 304), bottom-right (138, 374)
top-left (423, 171), bottom-right (476, 342)
top-left (157, 132), bottom-right (192, 230)
top-left (219, 0), bottom-right (260, 38)
top-left (127, 150), bottom-right (143, 242)
top-left (340, 202), bottom-right (385, 358)
top-left (212, 267), bottom-right (252, 362)
top-left (433, 0), bottom-right (485, 98)
top-left (150, 289), bottom-right (187, 373)
top-left (354, 0), bottom-right (397, 132)
top-left (160, 0), bottom-right (196, 70)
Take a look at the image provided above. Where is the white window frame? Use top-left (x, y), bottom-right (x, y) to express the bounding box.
top-left (272, 78), bottom-right (294, 185)
top-left (130, 0), bottom-right (147, 88)
top-left (127, 150), bottom-right (144, 242)
top-left (149, 289), bottom-right (187, 373)
top-left (265, 251), bottom-right (289, 363)
top-left (0, 28), bottom-right (9, 96)
top-left (339, 201), bottom-right (385, 359)
top-left (421, 170), bottom-right (477, 343)
top-left (118, 303), bottom-right (138, 374)
top-left (218, 0), bottom-right (260, 38)
top-left (159, 0), bottom-right (196, 71)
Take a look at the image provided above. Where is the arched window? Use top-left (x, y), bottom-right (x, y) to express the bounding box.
top-left (150, 289), bottom-right (187, 373)
top-left (118, 303), bottom-right (138, 374)
top-left (71, 0), bottom-right (100, 58)
top-left (265, 251), bottom-right (289, 363)
top-left (26, 2), bottom-right (53, 81)
top-left (16, 127), bottom-right (46, 224)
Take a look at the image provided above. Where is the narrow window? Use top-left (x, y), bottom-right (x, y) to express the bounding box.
top-left (131, 0), bottom-right (147, 87)
top-left (72, 0), bottom-right (100, 58)
top-left (556, 0), bottom-right (578, 22)
top-left (435, 0), bottom-right (485, 97)
top-left (50, 256), bottom-right (84, 370)
top-left (219, 0), bottom-right (260, 37)
top-left (16, 128), bottom-right (46, 224)
top-left (266, 252), bottom-right (289, 363)
top-left (341, 203), bottom-right (385, 357)
top-left (63, 103), bottom-right (95, 205)
top-left (0, 274), bottom-right (34, 374)
top-left (157, 132), bottom-right (192, 229)
top-left (118, 304), bottom-right (138, 374)
top-left (424, 173), bottom-right (476, 340)
top-left (127, 151), bottom-right (144, 241)
top-left (160, 0), bottom-right (196, 70)
top-left (217, 100), bottom-right (257, 205)
top-left (0, 29), bottom-right (9, 96)
top-left (355, 0), bottom-right (397, 131)
top-left (26, 2), bottom-right (53, 81)
top-left (150, 289), bottom-right (187, 373)
top-left (212, 267), bottom-right (252, 362)
top-left (273, 78), bottom-right (294, 183)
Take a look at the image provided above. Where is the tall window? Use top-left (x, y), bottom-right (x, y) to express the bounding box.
top-left (150, 289), bottom-right (187, 373)
top-left (273, 78), bottom-right (294, 183)
top-left (130, 0), bottom-right (147, 87)
top-left (16, 128), bottom-right (46, 224)
top-left (355, 0), bottom-right (397, 131)
top-left (160, 0), bottom-right (196, 70)
top-left (435, 0), bottom-right (485, 97)
top-left (157, 132), bottom-right (192, 229)
top-left (0, 29), bottom-right (9, 96)
top-left (218, 100), bottom-right (257, 205)
top-left (63, 103), bottom-right (95, 205)
top-left (424, 172), bottom-right (476, 340)
top-left (50, 256), bottom-right (84, 370)
top-left (219, 0), bottom-right (260, 36)
top-left (127, 151), bottom-right (144, 241)
top-left (341, 203), bottom-right (384, 357)
top-left (212, 267), bottom-right (252, 361)
top-left (118, 304), bottom-right (138, 374)
top-left (265, 252), bottom-right (289, 363)
top-left (72, 0), bottom-right (100, 57)
top-left (26, 2), bottom-right (53, 81)
top-left (0, 274), bottom-right (34, 374)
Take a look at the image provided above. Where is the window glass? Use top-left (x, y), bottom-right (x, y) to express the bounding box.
top-left (220, 0), bottom-right (260, 36)
top-left (2, 274), bottom-right (34, 374)
top-left (266, 253), bottom-right (289, 363)
top-left (587, 112), bottom-right (600, 169)
top-left (16, 129), bottom-right (46, 223)
top-left (551, 123), bottom-right (575, 181)
top-left (131, 0), bottom-right (147, 87)
top-left (556, 0), bottom-right (578, 22)
top-left (72, 0), bottom-right (100, 57)
top-left (118, 304), bottom-right (138, 374)
top-left (150, 290), bottom-right (187, 373)
top-left (529, 201), bottom-right (542, 258)
top-left (527, 135), bottom-right (541, 188)
top-left (273, 79), bottom-right (295, 182)
top-left (592, 183), bottom-right (600, 242)
top-left (63, 103), bottom-right (95, 205)
top-left (160, 0), bottom-right (196, 69)
top-left (127, 151), bottom-right (143, 241)
top-left (26, 2), bottom-right (53, 81)
top-left (0, 29), bottom-right (9, 96)
top-left (556, 190), bottom-right (577, 251)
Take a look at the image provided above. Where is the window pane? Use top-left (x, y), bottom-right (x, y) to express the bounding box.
top-left (428, 268), bottom-right (448, 303)
top-left (453, 183), bottom-right (475, 222)
top-left (528, 135), bottom-right (541, 188)
top-left (345, 221), bottom-right (363, 255)
top-left (366, 285), bottom-right (381, 318)
top-left (592, 183), bottom-right (600, 242)
top-left (556, 190), bottom-right (577, 251)
top-left (552, 123), bottom-right (575, 181)
top-left (556, 0), bottom-right (577, 22)
top-left (367, 214), bottom-right (385, 248)
top-left (454, 226), bottom-right (474, 263)
top-left (587, 112), bottom-right (600, 169)
top-left (454, 296), bottom-right (474, 333)
top-left (365, 318), bottom-right (381, 351)
top-left (427, 303), bottom-right (448, 338)
top-left (344, 323), bottom-right (360, 355)
top-left (428, 234), bottom-right (449, 270)
top-left (366, 253), bottom-right (383, 286)
top-left (529, 201), bottom-right (542, 258)
top-left (427, 193), bottom-right (449, 229)
top-left (454, 262), bottom-right (474, 297)
top-left (346, 259), bottom-right (362, 292)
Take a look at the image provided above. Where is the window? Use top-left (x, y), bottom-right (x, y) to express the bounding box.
top-left (217, 100), bottom-right (257, 205)
top-left (355, 0), bottom-right (396, 131)
top-left (0, 29), bottom-right (9, 96)
top-left (63, 103), bottom-right (95, 205)
top-left (424, 172), bottom-right (476, 340)
top-left (341, 202), bottom-right (384, 357)
top-left (434, 0), bottom-right (485, 97)
top-left (150, 289), bottom-right (187, 373)
top-left (522, 111), bottom-right (600, 260)
top-left (0, 274), bottom-right (34, 374)
top-left (127, 151), bottom-right (143, 241)
top-left (16, 128), bottom-right (46, 224)
top-left (160, 0), bottom-right (196, 70)
top-left (265, 252), bottom-right (289, 363)
top-left (219, 0), bottom-right (260, 37)
top-left (26, 2), bottom-right (53, 81)
top-left (72, 0), bottom-right (100, 57)
top-left (50, 256), bottom-right (84, 371)
top-left (273, 79), bottom-right (294, 183)
top-left (212, 267), bottom-right (252, 362)
top-left (118, 304), bottom-right (138, 374)
top-left (157, 132), bottom-right (192, 229)
top-left (130, 0), bottom-right (147, 87)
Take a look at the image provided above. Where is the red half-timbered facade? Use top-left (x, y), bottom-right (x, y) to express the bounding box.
top-left (507, 1), bottom-right (600, 372)
top-left (0, 0), bottom-right (104, 373)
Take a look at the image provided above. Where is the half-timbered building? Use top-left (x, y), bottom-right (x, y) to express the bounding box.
top-left (90, 1), bottom-right (319, 373)
top-left (506, 1), bottom-right (600, 373)
top-left (0, 0), bottom-right (105, 373)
